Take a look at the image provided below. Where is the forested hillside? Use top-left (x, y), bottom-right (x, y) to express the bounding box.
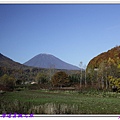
top-left (86, 46), bottom-right (120, 91)
top-left (87, 46), bottom-right (120, 69)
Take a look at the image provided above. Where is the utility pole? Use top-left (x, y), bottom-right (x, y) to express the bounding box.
top-left (49, 64), bottom-right (55, 81)
top-left (79, 61), bottom-right (83, 89)
top-left (83, 64), bottom-right (87, 88)
top-left (105, 67), bottom-right (108, 90)
top-left (94, 68), bottom-right (99, 89)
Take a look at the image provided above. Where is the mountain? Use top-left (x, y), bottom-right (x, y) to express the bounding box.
top-left (24, 53), bottom-right (80, 70)
top-left (0, 53), bottom-right (25, 69)
top-left (87, 46), bottom-right (120, 70)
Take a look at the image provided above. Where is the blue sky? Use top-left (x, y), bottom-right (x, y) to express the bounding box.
top-left (0, 4), bottom-right (120, 68)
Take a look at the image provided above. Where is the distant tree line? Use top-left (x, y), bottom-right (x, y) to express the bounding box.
top-left (0, 66), bottom-right (83, 91)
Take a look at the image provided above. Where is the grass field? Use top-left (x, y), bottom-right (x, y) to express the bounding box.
top-left (0, 89), bottom-right (120, 114)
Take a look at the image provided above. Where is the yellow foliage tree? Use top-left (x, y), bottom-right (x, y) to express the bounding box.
top-left (108, 76), bottom-right (120, 92)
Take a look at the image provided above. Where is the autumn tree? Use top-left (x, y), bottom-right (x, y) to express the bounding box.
top-left (51, 71), bottom-right (69, 88)
top-left (108, 76), bottom-right (120, 92)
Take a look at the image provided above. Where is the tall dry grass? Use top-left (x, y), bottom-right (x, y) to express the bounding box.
top-left (28, 103), bottom-right (79, 114)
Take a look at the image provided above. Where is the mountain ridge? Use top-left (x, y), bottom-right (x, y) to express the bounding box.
top-left (24, 53), bottom-right (80, 70)
top-left (0, 53), bottom-right (25, 69)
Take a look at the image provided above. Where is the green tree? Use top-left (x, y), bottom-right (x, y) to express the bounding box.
top-left (69, 73), bottom-right (79, 84)
top-left (51, 71), bottom-right (69, 88)
top-left (0, 67), bottom-right (4, 77)
top-left (36, 72), bottom-right (48, 84)
top-left (0, 74), bottom-right (15, 90)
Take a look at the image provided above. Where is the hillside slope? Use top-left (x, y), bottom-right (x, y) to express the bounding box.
top-left (87, 46), bottom-right (120, 70)
top-left (0, 53), bottom-right (25, 69)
